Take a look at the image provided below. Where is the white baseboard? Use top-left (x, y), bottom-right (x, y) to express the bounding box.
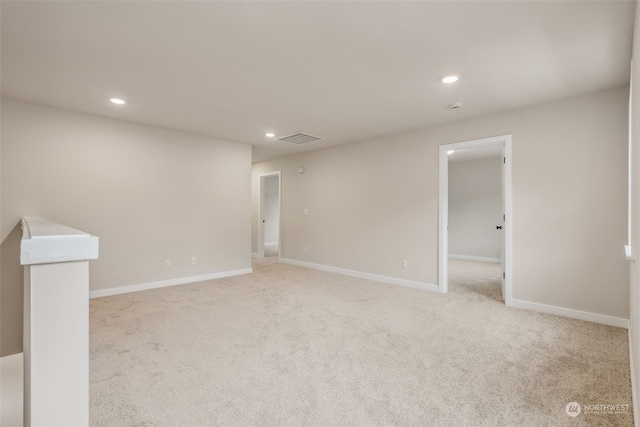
top-left (280, 258), bottom-right (438, 293)
top-left (264, 241), bottom-right (279, 246)
top-left (449, 254), bottom-right (501, 263)
top-left (511, 298), bottom-right (629, 329)
top-left (89, 268), bottom-right (253, 299)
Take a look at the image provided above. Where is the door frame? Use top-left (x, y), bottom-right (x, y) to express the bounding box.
top-left (438, 134), bottom-right (513, 305)
top-left (258, 171), bottom-right (282, 259)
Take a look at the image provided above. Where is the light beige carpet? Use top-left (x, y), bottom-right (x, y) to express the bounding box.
top-left (264, 244), bottom-right (279, 258)
top-left (90, 258), bottom-right (632, 426)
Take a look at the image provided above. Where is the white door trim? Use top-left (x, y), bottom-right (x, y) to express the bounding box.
top-left (438, 134), bottom-right (513, 306)
top-left (258, 171), bottom-right (282, 259)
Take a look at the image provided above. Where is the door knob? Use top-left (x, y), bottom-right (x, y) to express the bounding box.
top-left (496, 225), bottom-right (503, 230)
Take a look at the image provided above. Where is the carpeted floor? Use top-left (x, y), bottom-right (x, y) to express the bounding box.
top-left (264, 244), bottom-right (279, 258)
top-left (89, 258), bottom-right (633, 426)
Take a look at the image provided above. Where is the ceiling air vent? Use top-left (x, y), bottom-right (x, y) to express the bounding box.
top-left (277, 132), bottom-right (324, 145)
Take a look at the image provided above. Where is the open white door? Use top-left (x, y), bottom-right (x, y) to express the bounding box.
top-left (258, 171), bottom-right (282, 259)
top-left (439, 134), bottom-right (513, 305)
top-left (502, 139), bottom-right (513, 305)
top-left (499, 145), bottom-right (506, 301)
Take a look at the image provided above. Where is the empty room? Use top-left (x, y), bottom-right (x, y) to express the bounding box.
top-left (2, 1), bottom-right (640, 426)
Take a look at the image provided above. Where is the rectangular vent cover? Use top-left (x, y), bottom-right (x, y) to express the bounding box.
top-left (277, 132), bottom-right (324, 145)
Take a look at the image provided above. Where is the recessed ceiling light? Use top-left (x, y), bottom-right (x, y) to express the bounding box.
top-left (440, 75), bottom-right (459, 84)
top-left (110, 98), bottom-right (126, 105)
top-left (447, 150), bottom-right (455, 155)
top-left (265, 132), bottom-right (275, 138)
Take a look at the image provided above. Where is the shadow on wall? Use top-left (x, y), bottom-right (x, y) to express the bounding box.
top-left (1, 222), bottom-right (24, 357)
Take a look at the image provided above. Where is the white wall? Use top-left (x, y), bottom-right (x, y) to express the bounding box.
top-left (264, 176), bottom-right (280, 245)
top-left (629, 0), bottom-right (640, 423)
top-left (448, 157), bottom-right (502, 260)
top-left (1, 99), bottom-right (252, 356)
top-left (253, 86), bottom-right (629, 321)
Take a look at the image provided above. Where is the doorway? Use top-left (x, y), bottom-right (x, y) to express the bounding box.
top-left (438, 135), bottom-right (513, 305)
top-left (258, 172), bottom-right (281, 258)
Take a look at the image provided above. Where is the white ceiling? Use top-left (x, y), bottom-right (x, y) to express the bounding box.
top-left (448, 145), bottom-right (502, 163)
top-left (1, 1), bottom-right (635, 162)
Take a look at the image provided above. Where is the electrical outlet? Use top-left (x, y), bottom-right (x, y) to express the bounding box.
top-left (402, 259), bottom-right (408, 269)
top-left (303, 246), bottom-right (308, 254)
top-left (191, 257), bottom-right (197, 265)
top-left (303, 208), bottom-right (309, 215)
top-left (165, 259), bottom-right (171, 268)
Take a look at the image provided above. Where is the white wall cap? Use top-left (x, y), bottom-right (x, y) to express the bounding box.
top-left (20, 217), bottom-right (99, 265)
